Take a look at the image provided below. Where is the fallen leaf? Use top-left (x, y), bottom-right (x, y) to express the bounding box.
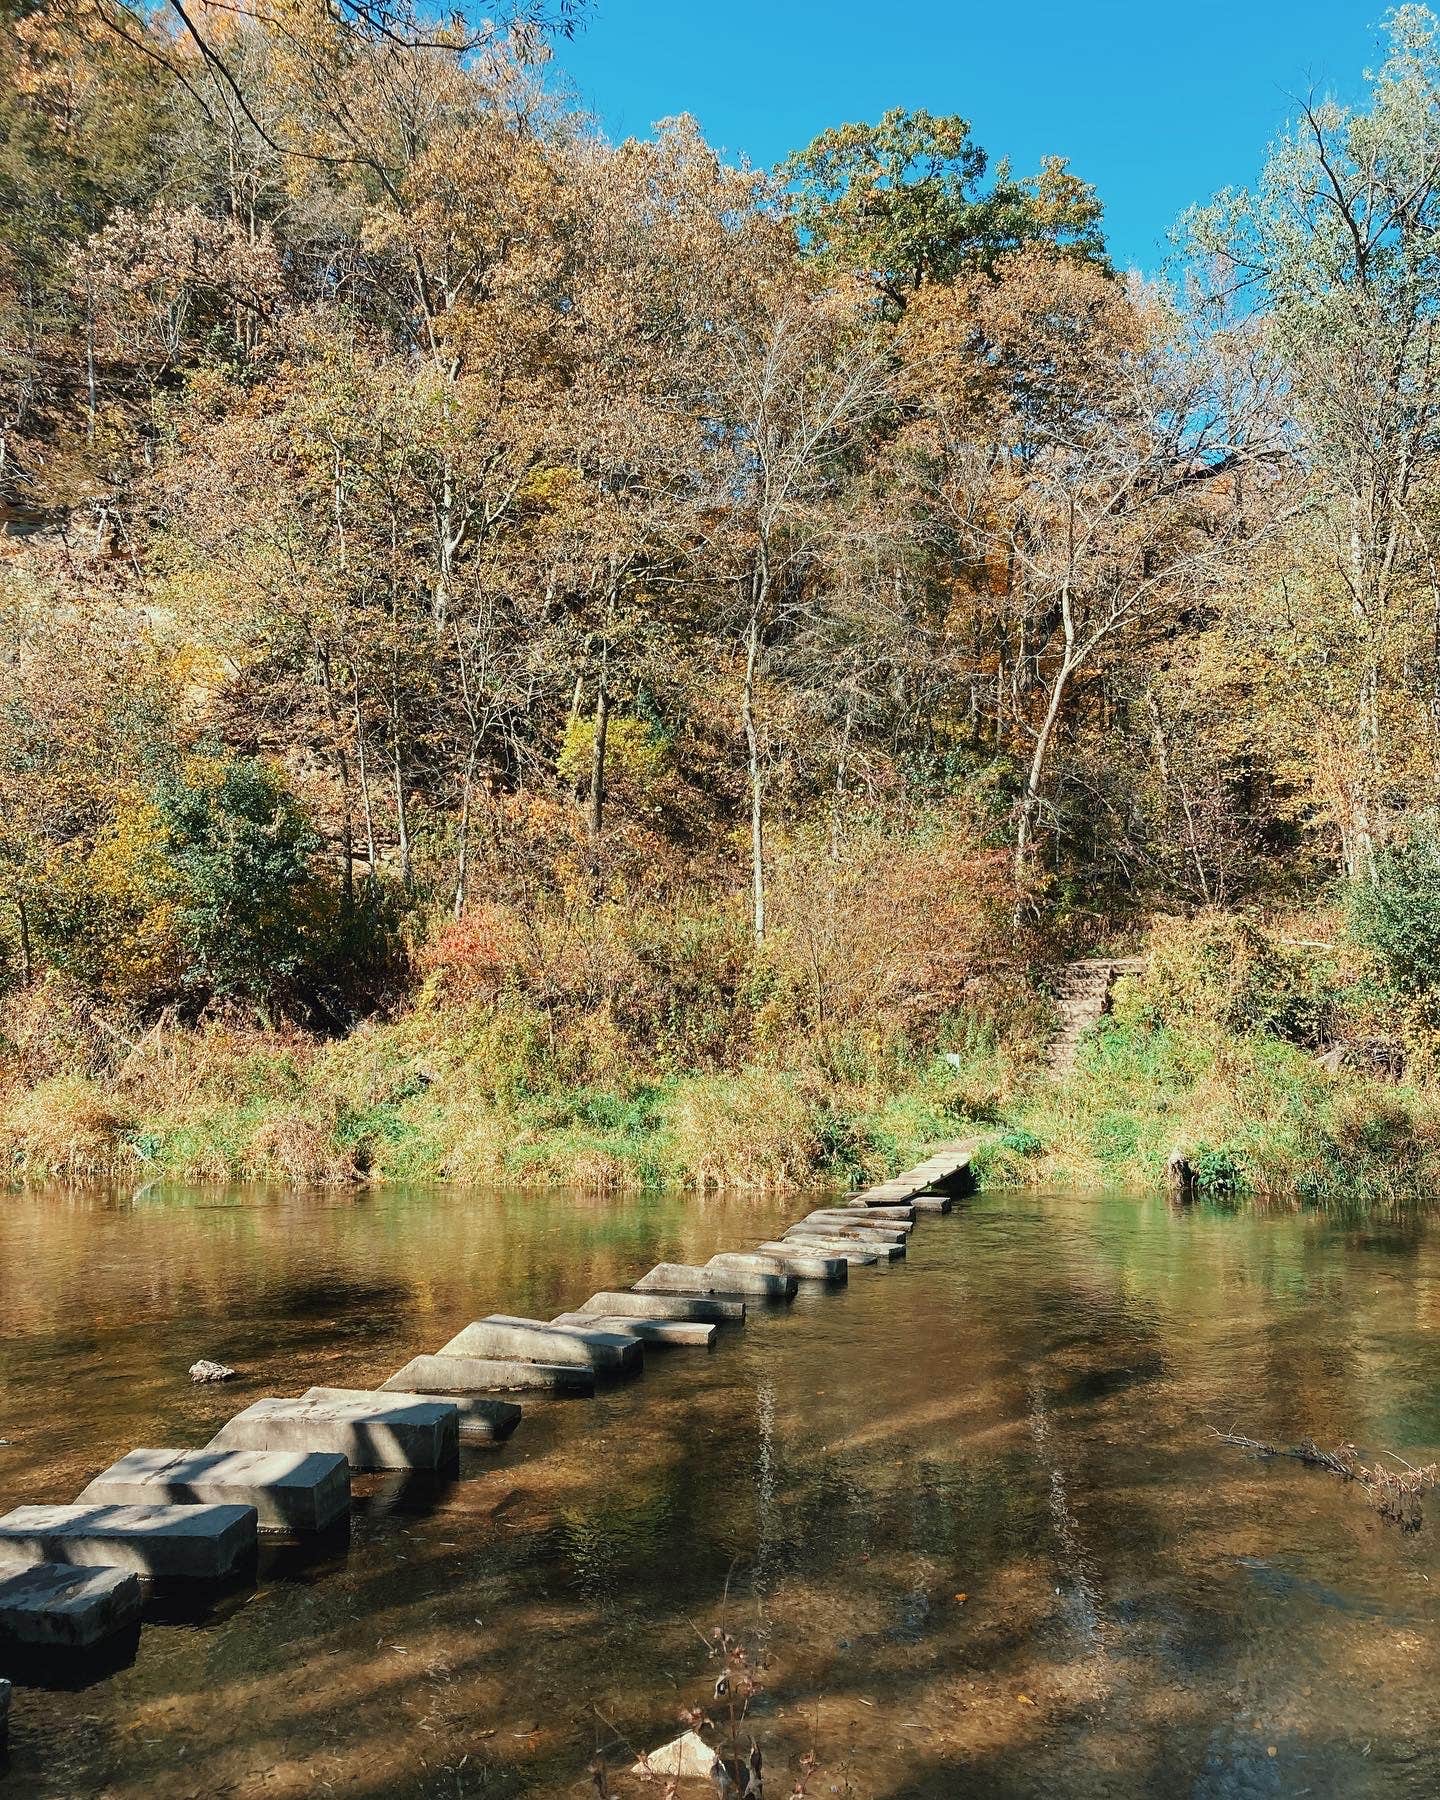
top-left (954, 1593), bottom-right (968, 1604)
top-left (1017, 1695), bottom-right (1035, 1707)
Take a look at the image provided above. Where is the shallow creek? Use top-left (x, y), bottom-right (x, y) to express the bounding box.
top-left (3, 1183), bottom-right (1440, 1797)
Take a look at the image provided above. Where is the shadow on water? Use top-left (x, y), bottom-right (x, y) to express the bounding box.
top-left (3, 1184), bottom-right (1440, 1795)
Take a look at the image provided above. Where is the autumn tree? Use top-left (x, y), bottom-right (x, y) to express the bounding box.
top-left (1190, 3), bottom-right (1440, 876)
top-left (901, 250), bottom-right (1282, 881)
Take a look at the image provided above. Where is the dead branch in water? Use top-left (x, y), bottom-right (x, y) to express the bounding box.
top-left (1209, 1426), bottom-right (1439, 1532)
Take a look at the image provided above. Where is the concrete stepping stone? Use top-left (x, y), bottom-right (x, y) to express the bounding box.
top-left (783, 1229), bottom-right (904, 1261)
top-left (711, 1248), bottom-right (846, 1285)
top-left (634, 1262), bottom-right (796, 1301)
top-left (0, 1504), bottom-right (257, 1582)
top-left (702, 1250), bottom-right (840, 1285)
top-left (438, 1316), bottom-right (641, 1374)
top-left (910, 1195), bottom-right (952, 1213)
top-left (76, 1449), bottom-right (350, 1534)
top-left (209, 1393), bottom-right (458, 1471)
top-left (382, 1354), bottom-right (595, 1397)
top-left (758, 1238), bottom-right (880, 1266)
top-left (906, 1152), bottom-right (974, 1194)
top-left (798, 1216), bottom-right (909, 1243)
top-left (575, 1291), bottom-right (746, 1324)
top-left (360, 1382), bottom-right (522, 1438)
top-left (551, 1311), bottom-right (716, 1349)
top-left (825, 1203), bottom-right (916, 1222)
top-left (0, 1560), bottom-right (143, 1648)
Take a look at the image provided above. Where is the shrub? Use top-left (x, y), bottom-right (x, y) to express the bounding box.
top-left (1349, 817), bottom-right (1440, 994)
top-left (1118, 910), bottom-right (1336, 1044)
top-left (153, 755), bottom-right (327, 1009)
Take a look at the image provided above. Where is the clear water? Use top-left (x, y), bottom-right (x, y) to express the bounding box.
top-left (3, 1183), bottom-right (1440, 1798)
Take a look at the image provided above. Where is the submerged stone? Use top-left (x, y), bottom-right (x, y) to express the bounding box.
top-left (634, 1262), bottom-right (797, 1301)
top-left (709, 1247), bottom-right (846, 1284)
top-left (188, 1361), bottom-right (236, 1383)
top-left (551, 1311), bottom-right (716, 1349)
top-left (576, 1291), bottom-right (747, 1323)
top-left (438, 1316), bottom-right (641, 1373)
top-left (0, 1559), bottom-right (143, 1648)
top-left (783, 1229), bottom-right (905, 1261)
top-left (757, 1237), bottom-right (881, 1266)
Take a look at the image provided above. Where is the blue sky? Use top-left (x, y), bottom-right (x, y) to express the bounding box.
top-left (548, 0), bottom-right (1391, 273)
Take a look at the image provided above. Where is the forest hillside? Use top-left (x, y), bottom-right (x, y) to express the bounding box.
top-left (5, 0), bottom-right (1440, 1202)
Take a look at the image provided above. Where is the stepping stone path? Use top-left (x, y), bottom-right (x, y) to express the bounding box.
top-left (77, 1449), bottom-right (350, 1534)
top-left (2, 1139), bottom-right (980, 1704)
top-left (0, 1504), bottom-right (257, 1582)
top-left (0, 1561), bottom-right (142, 1648)
top-left (209, 1394), bottom-right (458, 1471)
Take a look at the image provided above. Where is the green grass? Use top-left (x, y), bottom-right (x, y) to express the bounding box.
top-left (984, 1014), bottom-right (1440, 1210)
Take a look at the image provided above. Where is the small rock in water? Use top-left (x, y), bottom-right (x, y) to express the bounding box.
top-left (189, 1360), bottom-right (237, 1384)
top-left (632, 1729), bottom-right (722, 1780)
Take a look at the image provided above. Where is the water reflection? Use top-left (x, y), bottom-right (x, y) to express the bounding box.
top-left (2, 1186), bottom-right (1440, 1795)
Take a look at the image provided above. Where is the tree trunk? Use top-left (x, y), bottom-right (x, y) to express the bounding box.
top-left (318, 646), bottom-right (355, 906)
top-left (742, 603), bottom-right (766, 944)
top-left (453, 739), bottom-right (479, 921)
top-left (353, 679), bottom-right (378, 888)
top-left (587, 668), bottom-right (610, 850)
top-left (15, 897), bottom-right (32, 987)
top-left (1015, 653), bottom-right (1074, 879)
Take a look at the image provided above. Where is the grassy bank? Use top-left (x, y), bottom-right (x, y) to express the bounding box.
top-left (9, 905), bottom-right (1440, 1210)
top-left (979, 911), bottom-right (1440, 1211)
top-left (0, 979), bottom-right (1024, 1191)
top-left (981, 1018), bottom-right (1440, 1208)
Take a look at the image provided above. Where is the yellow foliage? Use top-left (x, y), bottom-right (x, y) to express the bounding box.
top-left (556, 715), bottom-right (666, 790)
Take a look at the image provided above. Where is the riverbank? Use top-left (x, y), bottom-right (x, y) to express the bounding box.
top-left (5, 910), bottom-right (1437, 1206)
top-left (981, 914), bottom-right (1440, 1210)
top-left (0, 979), bottom-right (1025, 1190)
